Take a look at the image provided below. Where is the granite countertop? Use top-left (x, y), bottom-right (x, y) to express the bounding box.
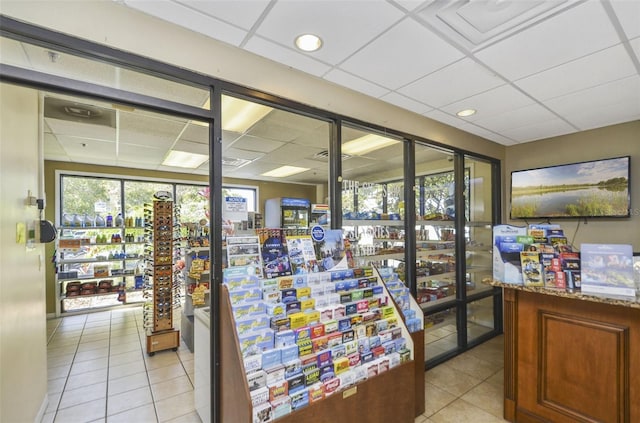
top-left (484, 279), bottom-right (640, 309)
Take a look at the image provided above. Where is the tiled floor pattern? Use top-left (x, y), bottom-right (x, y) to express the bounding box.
top-left (45, 308), bottom-right (506, 422)
top-left (44, 308), bottom-right (198, 423)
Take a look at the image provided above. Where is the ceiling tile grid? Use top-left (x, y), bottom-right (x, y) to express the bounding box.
top-left (118, 0), bottom-right (640, 145)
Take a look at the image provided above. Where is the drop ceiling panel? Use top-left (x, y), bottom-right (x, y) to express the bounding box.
top-left (173, 139), bottom-right (209, 156)
top-left (515, 44), bottom-right (637, 101)
top-left (56, 135), bottom-right (116, 161)
top-left (176, 0), bottom-right (271, 31)
top-left (260, 143), bottom-right (324, 164)
top-left (475, 1), bottom-right (621, 80)
top-left (292, 169), bottom-right (328, 184)
top-left (471, 103), bottom-right (561, 135)
top-left (440, 84), bottom-right (536, 122)
top-left (609, 0), bottom-right (640, 39)
top-left (544, 75), bottom-right (640, 130)
top-left (356, 145), bottom-right (404, 161)
top-left (323, 69), bottom-right (390, 99)
top-left (117, 144), bottom-right (167, 164)
top-left (231, 134), bottom-right (286, 153)
top-left (290, 127), bottom-right (331, 148)
top-left (398, 58), bottom-right (505, 107)
top-left (250, 110), bottom-right (327, 142)
top-left (256, 1), bottom-right (404, 64)
top-left (181, 124), bottom-right (210, 145)
top-left (117, 128), bottom-right (181, 150)
top-left (500, 118), bottom-right (576, 143)
top-left (244, 36), bottom-right (331, 77)
top-left (233, 161), bottom-right (284, 178)
top-left (457, 123), bottom-right (516, 145)
top-left (379, 92), bottom-right (433, 115)
top-left (123, 0), bottom-right (247, 46)
top-left (45, 118), bottom-right (116, 142)
top-left (224, 148), bottom-right (265, 162)
top-left (340, 156), bottom-right (378, 172)
top-left (339, 18), bottom-right (465, 90)
top-left (43, 133), bottom-right (68, 157)
top-left (423, 109), bottom-right (470, 129)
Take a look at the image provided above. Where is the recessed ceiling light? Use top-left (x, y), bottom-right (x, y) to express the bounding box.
top-left (456, 109), bottom-right (477, 117)
top-left (295, 34), bottom-right (322, 52)
top-left (342, 134), bottom-right (399, 156)
top-left (162, 150), bottom-right (208, 168)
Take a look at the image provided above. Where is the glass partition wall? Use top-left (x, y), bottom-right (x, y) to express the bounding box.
top-left (1, 20), bottom-right (502, 413)
top-left (341, 124), bottom-right (406, 277)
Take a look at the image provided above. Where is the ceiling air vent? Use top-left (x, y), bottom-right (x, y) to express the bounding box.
top-left (44, 97), bottom-right (116, 127)
top-left (416, 0), bottom-right (571, 49)
top-left (312, 150), bottom-right (351, 161)
top-left (221, 156), bottom-right (252, 167)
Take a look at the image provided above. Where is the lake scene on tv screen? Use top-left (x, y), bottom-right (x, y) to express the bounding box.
top-left (511, 157), bottom-right (629, 218)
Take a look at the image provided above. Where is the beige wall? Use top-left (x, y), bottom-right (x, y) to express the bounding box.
top-left (0, 84), bottom-right (48, 422)
top-left (504, 120), bottom-right (640, 250)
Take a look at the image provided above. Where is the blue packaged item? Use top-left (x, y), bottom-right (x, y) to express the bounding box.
top-left (292, 275), bottom-right (307, 288)
top-left (280, 344), bottom-right (299, 363)
top-left (290, 389), bottom-right (309, 410)
top-left (275, 330), bottom-right (296, 348)
top-left (261, 348), bottom-right (282, 370)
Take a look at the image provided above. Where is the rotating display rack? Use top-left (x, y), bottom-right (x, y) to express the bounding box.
top-left (143, 198), bottom-right (181, 356)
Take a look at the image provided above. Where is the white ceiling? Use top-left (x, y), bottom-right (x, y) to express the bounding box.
top-left (119, 0), bottom-right (640, 146)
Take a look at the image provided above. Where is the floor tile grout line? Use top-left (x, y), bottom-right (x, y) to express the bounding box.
top-left (135, 308), bottom-right (162, 423)
top-left (50, 313), bottom-right (89, 423)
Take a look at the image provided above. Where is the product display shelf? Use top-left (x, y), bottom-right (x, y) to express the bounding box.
top-left (218, 282), bottom-right (417, 423)
top-left (342, 219), bottom-right (406, 227)
top-left (143, 199), bottom-right (180, 356)
top-left (182, 255), bottom-right (210, 351)
top-left (55, 226), bottom-right (146, 316)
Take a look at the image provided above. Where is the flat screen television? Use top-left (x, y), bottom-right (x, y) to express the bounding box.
top-left (510, 156), bottom-right (630, 219)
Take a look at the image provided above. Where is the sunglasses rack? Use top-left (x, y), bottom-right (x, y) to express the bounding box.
top-left (143, 199), bottom-right (181, 356)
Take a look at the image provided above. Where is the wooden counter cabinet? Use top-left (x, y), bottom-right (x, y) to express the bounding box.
top-left (501, 286), bottom-right (640, 423)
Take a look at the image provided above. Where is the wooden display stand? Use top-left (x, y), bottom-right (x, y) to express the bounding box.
top-left (219, 284), bottom-right (417, 423)
top-left (410, 329), bottom-right (425, 416)
top-left (145, 199), bottom-right (180, 356)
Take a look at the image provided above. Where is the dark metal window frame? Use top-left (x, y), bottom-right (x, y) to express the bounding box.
top-left (0, 14), bottom-right (503, 418)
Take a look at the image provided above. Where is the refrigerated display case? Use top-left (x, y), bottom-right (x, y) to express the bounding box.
top-left (264, 197), bottom-right (311, 229)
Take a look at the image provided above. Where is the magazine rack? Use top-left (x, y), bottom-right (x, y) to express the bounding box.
top-left (219, 283), bottom-right (418, 423)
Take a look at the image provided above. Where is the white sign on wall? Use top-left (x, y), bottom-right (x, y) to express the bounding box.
top-left (223, 196), bottom-right (248, 222)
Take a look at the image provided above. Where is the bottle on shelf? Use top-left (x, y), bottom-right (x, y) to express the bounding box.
top-left (115, 213), bottom-right (124, 227)
top-left (95, 213), bottom-right (105, 227)
top-left (106, 213), bottom-right (113, 227)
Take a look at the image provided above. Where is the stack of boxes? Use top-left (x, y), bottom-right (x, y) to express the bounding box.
top-left (224, 266), bottom-right (412, 422)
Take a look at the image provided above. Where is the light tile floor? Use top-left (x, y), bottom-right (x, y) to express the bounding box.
top-left (45, 308), bottom-right (506, 422)
top-left (44, 308), bottom-right (198, 423)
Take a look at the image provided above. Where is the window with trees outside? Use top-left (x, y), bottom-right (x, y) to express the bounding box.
top-left (59, 174), bottom-right (257, 228)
